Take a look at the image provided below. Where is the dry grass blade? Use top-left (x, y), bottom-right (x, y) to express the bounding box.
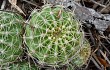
top-left (91, 56), bottom-right (102, 69)
top-left (0, 0), bottom-right (6, 10)
top-left (100, 3), bottom-right (110, 13)
top-left (92, 54), bottom-right (102, 67)
top-left (90, 0), bottom-right (106, 8)
top-left (8, 0), bottom-right (26, 16)
top-left (99, 50), bottom-right (110, 65)
top-left (22, 0), bottom-right (40, 8)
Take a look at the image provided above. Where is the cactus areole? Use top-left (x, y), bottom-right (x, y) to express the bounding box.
top-left (25, 5), bottom-right (91, 67)
top-left (0, 12), bottom-right (23, 65)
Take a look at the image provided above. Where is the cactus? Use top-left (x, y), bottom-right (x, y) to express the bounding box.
top-left (72, 42), bottom-right (91, 67)
top-left (24, 4), bottom-right (91, 67)
top-left (1, 62), bottom-right (39, 70)
top-left (0, 11), bottom-right (23, 65)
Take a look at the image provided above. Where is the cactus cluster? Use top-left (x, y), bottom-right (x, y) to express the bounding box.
top-left (24, 5), bottom-right (91, 67)
top-left (0, 12), bottom-right (23, 65)
top-left (0, 4), bottom-right (91, 69)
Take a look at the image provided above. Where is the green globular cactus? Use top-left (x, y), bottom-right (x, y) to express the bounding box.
top-left (25, 4), bottom-right (91, 67)
top-left (0, 11), bottom-right (23, 65)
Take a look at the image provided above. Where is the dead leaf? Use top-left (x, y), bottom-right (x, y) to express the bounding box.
top-left (97, 56), bottom-right (110, 68)
top-left (97, 57), bottom-right (106, 66)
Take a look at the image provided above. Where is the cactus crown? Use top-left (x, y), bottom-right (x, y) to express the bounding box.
top-left (0, 12), bottom-right (23, 65)
top-left (24, 4), bottom-right (91, 67)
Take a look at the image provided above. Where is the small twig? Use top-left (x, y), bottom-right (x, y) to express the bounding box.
top-left (91, 56), bottom-right (102, 69)
top-left (100, 3), bottom-right (110, 13)
top-left (90, 0), bottom-right (106, 8)
top-left (100, 41), bottom-right (110, 55)
top-left (22, 0), bottom-right (40, 8)
top-left (92, 54), bottom-right (103, 67)
top-left (8, 0), bottom-right (26, 16)
top-left (0, 0), bottom-right (6, 10)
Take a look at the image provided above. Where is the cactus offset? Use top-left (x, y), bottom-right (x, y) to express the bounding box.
top-left (0, 12), bottom-right (23, 65)
top-left (24, 4), bottom-right (91, 67)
